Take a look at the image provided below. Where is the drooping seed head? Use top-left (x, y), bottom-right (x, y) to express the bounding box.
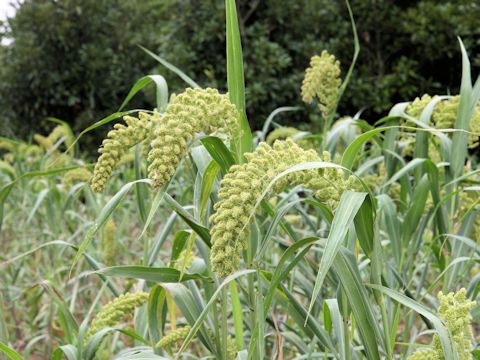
top-left (85, 291), bottom-right (149, 340)
top-left (210, 139), bottom-right (356, 277)
top-left (91, 112), bottom-right (160, 192)
top-left (147, 88), bottom-right (240, 189)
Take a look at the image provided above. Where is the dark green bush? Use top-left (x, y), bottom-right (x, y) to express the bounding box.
top-left (0, 0), bottom-right (166, 139)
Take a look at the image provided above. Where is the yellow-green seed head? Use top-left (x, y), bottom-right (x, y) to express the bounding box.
top-left (61, 168), bottom-right (92, 189)
top-left (210, 139), bottom-right (355, 277)
top-left (33, 134), bottom-right (54, 151)
top-left (435, 289), bottom-right (475, 359)
top-left (33, 125), bottom-right (73, 151)
top-left (102, 219), bottom-right (117, 266)
top-left (24, 144), bottom-right (43, 157)
top-left (155, 326), bottom-right (191, 349)
top-left (362, 163), bottom-right (401, 202)
top-left (407, 349), bottom-right (440, 360)
top-left (0, 139), bottom-right (16, 152)
top-left (86, 291), bottom-right (149, 340)
top-left (405, 94), bottom-right (480, 150)
top-left (266, 127), bottom-right (300, 144)
top-left (407, 289), bottom-right (475, 360)
top-left (91, 112), bottom-right (159, 192)
top-left (47, 125), bottom-right (74, 148)
top-left (301, 50), bottom-right (341, 118)
top-left (266, 126), bottom-right (316, 150)
top-left (432, 95), bottom-right (480, 149)
top-left (175, 248), bottom-right (195, 270)
top-left (406, 94), bottom-right (434, 119)
top-left (147, 88), bottom-right (240, 189)
top-left (226, 335), bottom-right (237, 360)
top-left (117, 152), bottom-right (135, 167)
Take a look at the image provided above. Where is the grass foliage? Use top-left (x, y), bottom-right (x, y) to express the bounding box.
top-left (1, 1), bottom-right (479, 359)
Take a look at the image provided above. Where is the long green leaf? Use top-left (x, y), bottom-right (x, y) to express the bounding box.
top-left (163, 194), bottom-right (211, 247)
top-left (225, 0), bottom-right (252, 160)
top-left (333, 249), bottom-right (382, 359)
top-left (200, 137), bottom-right (235, 173)
top-left (0, 343), bottom-right (23, 360)
top-left (96, 266), bottom-right (208, 283)
top-left (451, 38), bottom-right (473, 178)
top-left (119, 75), bottom-right (169, 112)
top-left (176, 270), bottom-right (255, 357)
top-left (71, 179), bottom-right (151, 271)
top-left (140, 46), bottom-right (200, 89)
top-left (307, 191), bottom-right (367, 320)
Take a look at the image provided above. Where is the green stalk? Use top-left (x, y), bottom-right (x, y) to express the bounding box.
top-left (221, 286), bottom-right (228, 360)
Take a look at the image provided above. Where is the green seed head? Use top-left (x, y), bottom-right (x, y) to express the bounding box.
top-left (266, 126), bottom-right (317, 150)
top-left (407, 289), bottom-right (475, 360)
top-left (91, 112), bottom-right (160, 192)
top-left (210, 139), bottom-right (355, 277)
top-left (62, 167), bottom-right (92, 189)
top-left (435, 289), bottom-right (475, 359)
top-left (101, 219), bottom-right (117, 266)
top-left (147, 87), bottom-right (240, 189)
top-left (407, 349), bottom-right (440, 360)
top-left (301, 50), bottom-right (341, 118)
top-left (405, 94), bottom-right (480, 150)
top-left (266, 127), bottom-right (300, 145)
top-left (86, 292), bottom-right (149, 340)
top-left (155, 326), bottom-right (191, 349)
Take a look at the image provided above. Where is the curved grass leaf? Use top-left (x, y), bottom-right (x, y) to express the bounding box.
top-left (260, 106), bottom-right (301, 141)
top-left (71, 179), bottom-right (151, 272)
top-left (119, 75), bottom-right (168, 112)
top-left (139, 46), bottom-right (200, 89)
top-left (176, 269), bottom-right (255, 357)
top-left (163, 194), bottom-right (211, 247)
top-left (96, 266), bottom-right (208, 283)
top-left (0, 343), bottom-right (23, 360)
top-left (307, 191), bottom-right (367, 320)
top-left (200, 137), bottom-right (235, 173)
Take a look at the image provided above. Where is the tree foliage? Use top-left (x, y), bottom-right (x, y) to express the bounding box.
top-left (1, 0), bottom-right (479, 142)
top-left (0, 0), bottom-right (166, 138)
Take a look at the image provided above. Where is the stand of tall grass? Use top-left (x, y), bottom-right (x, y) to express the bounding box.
top-left (1, 1), bottom-right (479, 359)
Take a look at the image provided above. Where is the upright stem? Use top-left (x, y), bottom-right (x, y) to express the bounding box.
top-left (221, 286), bottom-right (229, 360)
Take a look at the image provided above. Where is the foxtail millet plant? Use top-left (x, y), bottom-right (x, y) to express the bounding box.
top-left (210, 139), bottom-right (357, 277)
top-left (91, 112), bottom-right (160, 192)
top-left (301, 50), bottom-right (342, 119)
top-left (147, 87), bottom-right (240, 189)
top-left (407, 289), bottom-right (475, 360)
top-left (85, 292), bottom-right (149, 340)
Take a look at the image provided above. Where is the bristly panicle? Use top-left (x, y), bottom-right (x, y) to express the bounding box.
top-left (85, 292), bottom-right (149, 341)
top-left (407, 289), bottom-right (475, 360)
top-left (155, 326), bottom-right (191, 349)
top-left (301, 50), bottom-right (341, 118)
top-left (210, 139), bottom-right (357, 277)
top-left (91, 112), bottom-right (160, 192)
top-left (147, 87), bottom-right (240, 189)
top-left (61, 167), bottom-right (92, 189)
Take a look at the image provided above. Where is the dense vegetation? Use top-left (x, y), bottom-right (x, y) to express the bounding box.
top-left (1, 0), bottom-right (480, 142)
top-left (1, 1), bottom-right (480, 359)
